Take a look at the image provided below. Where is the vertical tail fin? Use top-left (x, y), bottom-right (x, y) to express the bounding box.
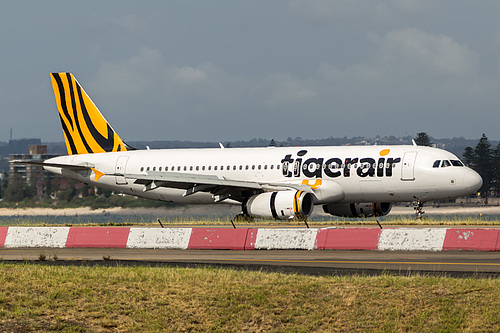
top-left (50, 72), bottom-right (133, 155)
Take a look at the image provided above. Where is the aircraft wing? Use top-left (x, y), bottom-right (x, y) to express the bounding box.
top-left (125, 171), bottom-right (313, 202)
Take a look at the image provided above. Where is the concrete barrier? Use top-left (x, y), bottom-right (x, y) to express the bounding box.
top-left (188, 228), bottom-right (254, 250)
top-left (66, 227), bottom-right (130, 248)
top-left (244, 228), bottom-right (258, 250)
top-left (127, 228), bottom-right (192, 249)
top-left (0, 227), bottom-right (8, 247)
top-left (254, 228), bottom-right (318, 250)
top-left (316, 228), bottom-right (381, 250)
top-left (3, 227), bottom-right (70, 248)
top-left (443, 229), bottom-right (500, 251)
top-left (0, 226), bottom-right (498, 251)
top-left (378, 228), bottom-right (447, 251)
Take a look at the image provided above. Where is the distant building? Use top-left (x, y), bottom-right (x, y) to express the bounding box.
top-left (9, 145), bottom-right (60, 198)
top-left (0, 138), bottom-right (42, 156)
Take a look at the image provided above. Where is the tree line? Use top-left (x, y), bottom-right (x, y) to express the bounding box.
top-left (462, 134), bottom-right (500, 197)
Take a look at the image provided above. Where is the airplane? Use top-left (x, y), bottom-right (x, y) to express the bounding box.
top-left (17, 73), bottom-right (483, 222)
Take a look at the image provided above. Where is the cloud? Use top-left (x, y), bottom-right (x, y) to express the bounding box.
top-left (376, 28), bottom-right (479, 78)
top-left (258, 73), bottom-right (317, 107)
top-left (87, 14), bottom-right (149, 38)
top-left (319, 28), bottom-right (480, 92)
top-left (91, 48), bottom-right (163, 96)
top-left (84, 27), bottom-right (495, 141)
top-left (290, 0), bottom-right (428, 25)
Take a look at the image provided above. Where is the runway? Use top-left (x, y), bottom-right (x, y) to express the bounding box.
top-left (1, 248), bottom-right (498, 278)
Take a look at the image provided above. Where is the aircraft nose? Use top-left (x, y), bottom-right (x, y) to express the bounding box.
top-left (463, 170), bottom-right (483, 192)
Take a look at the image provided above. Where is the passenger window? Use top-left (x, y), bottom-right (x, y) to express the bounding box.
top-left (196, 166), bottom-right (199, 171)
top-left (270, 165), bottom-right (274, 170)
top-left (159, 167), bottom-right (162, 171)
top-left (214, 166), bottom-right (218, 171)
top-left (245, 165), bottom-right (249, 170)
top-left (190, 166), bottom-right (193, 171)
top-left (140, 167), bottom-right (144, 172)
top-left (258, 165), bottom-right (261, 170)
top-left (239, 165), bottom-right (243, 170)
top-left (252, 165), bottom-right (255, 170)
top-left (202, 166), bottom-right (205, 171)
top-left (233, 166), bottom-right (236, 170)
top-left (208, 166), bottom-right (211, 171)
top-left (277, 165), bottom-right (280, 170)
top-left (177, 166), bottom-right (181, 171)
top-left (433, 160), bottom-right (441, 168)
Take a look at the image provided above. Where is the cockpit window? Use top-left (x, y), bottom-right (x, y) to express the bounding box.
top-left (433, 159), bottom-right (464, 168)
top-left (451, 160), bottom-right (464, 167)
top-left (441, 160), bottom-right (451, 167)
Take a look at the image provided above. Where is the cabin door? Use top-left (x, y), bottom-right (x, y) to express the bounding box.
top-left (115, 156), bottom-right (129, 185)
top-left (401, 151), bottom-right (417, 181)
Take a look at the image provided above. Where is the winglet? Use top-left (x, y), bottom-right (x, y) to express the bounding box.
top-left (50, 72), bottom-right (134, 155)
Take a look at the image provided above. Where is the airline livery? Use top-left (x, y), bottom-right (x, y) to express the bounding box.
top-left (22, 73), bottom-right (483, 220)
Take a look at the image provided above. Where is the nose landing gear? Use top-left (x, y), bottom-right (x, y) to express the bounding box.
top-left (414, 197), bottom-right (425, 219)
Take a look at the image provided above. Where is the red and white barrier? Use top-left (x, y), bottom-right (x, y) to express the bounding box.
top-left (378, 228), bottom-right (448, 251)
top-left (3, 227), bottom-right (70, 248)
top-left (0, 227), bottom-right (8, 247)
top-left (316, 228), bottom-right (381, 250)
top-left (0, 226), bottom-right (498, 251)
top-left (254, 228), bottom-right (318, 250)
top-left (127, 228), bottom-right (192, 249)
top-left (443, 228), bottom-right (500, 251)
top-left (66, 227), bottom-right (130, 248)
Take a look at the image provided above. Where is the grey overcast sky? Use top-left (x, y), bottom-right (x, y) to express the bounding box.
top-left (1, 1), bottom-right (500, 142)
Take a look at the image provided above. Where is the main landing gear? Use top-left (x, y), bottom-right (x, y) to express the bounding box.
top-left (414, 197), bottom-right (425, 219)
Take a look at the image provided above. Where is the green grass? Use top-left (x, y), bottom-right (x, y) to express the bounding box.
top-left (0, 263), bottom-right (498, 332)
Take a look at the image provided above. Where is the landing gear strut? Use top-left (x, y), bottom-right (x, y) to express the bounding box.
top-left (414, 198), bottom-right (425, 219)
top-left (230, 213), bottom-right (255, 228)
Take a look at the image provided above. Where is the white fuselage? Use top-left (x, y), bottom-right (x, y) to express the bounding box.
top-left (43, 145), bottom-right (482, 208)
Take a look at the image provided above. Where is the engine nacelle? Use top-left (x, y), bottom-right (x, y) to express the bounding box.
top-left (322, 202), bottom-right (392, 218)
top-left (244, 190), bottom-right (314, 220)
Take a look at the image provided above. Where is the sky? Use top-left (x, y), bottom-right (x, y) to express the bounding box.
top-left (1, 1), bottom-right (500, 143)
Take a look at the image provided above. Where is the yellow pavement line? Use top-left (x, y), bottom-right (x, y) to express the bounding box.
top-left (203, 258), bottom-right (500, 266)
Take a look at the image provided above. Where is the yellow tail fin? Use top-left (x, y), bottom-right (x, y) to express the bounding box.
top-left (50, 72), bottom-right (132, 155)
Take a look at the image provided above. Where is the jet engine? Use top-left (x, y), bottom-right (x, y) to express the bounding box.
top-left (243, 190), bottom-right (314, 220)
top-left (323, 202), bottom-right (392, 218)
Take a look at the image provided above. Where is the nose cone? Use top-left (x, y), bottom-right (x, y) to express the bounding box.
top-left (463, 170), bottom-right (483, 193)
